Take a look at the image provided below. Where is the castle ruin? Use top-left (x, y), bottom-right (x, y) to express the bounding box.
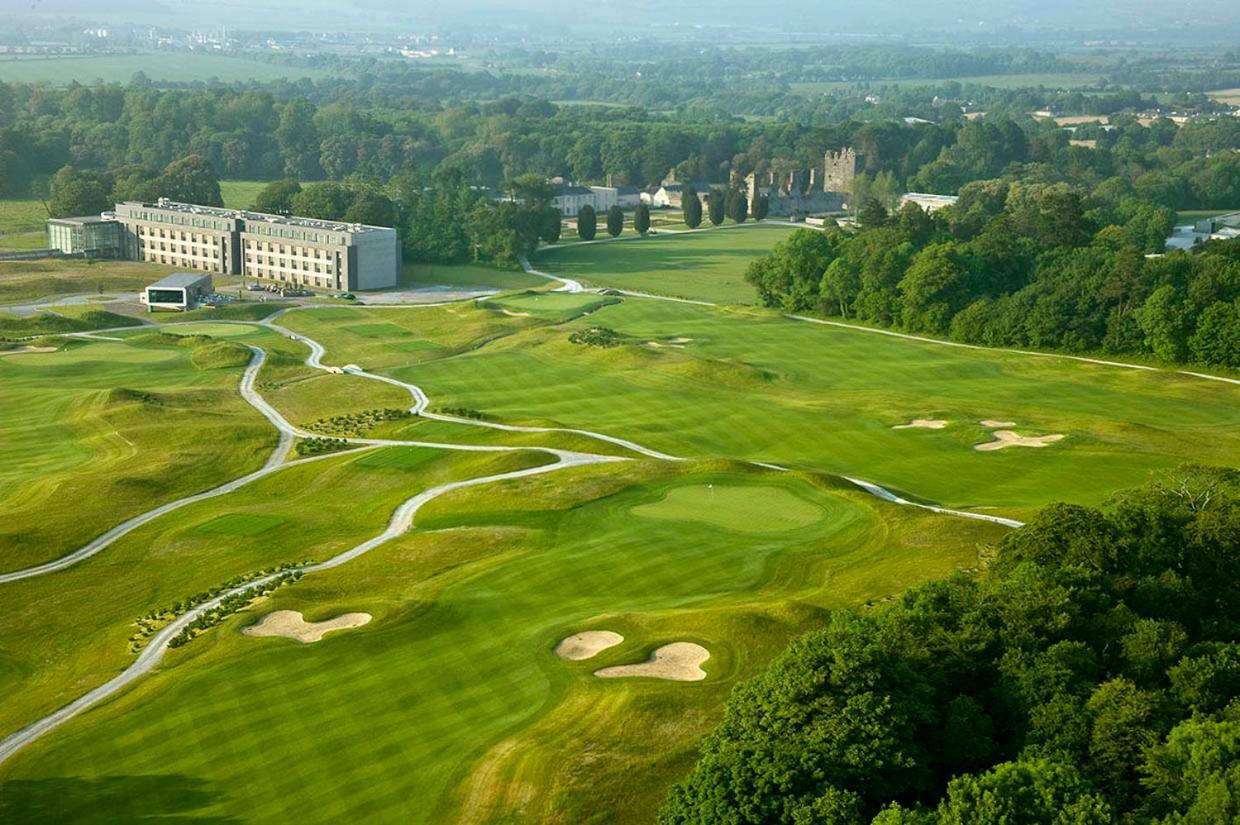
top-left (744, 147), bottom-right (858, 218)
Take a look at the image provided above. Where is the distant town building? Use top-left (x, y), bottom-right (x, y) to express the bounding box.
top-left (92, 199), bottom-right (400, 290)
top-left (141, 272), bottom-right (214, 312)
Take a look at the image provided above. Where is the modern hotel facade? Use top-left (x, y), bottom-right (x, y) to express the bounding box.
top-left (97, 200), bottom-right (400, 290)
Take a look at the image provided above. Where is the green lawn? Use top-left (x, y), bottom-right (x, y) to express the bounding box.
top-left (0, 52), bottom-right (326, 85)
top-left (218, 180), bottom-right (269, 210)
top-left (533, 224), bottom-right (797, 304)
top-left (1, 230), bottom-right (1236, 825)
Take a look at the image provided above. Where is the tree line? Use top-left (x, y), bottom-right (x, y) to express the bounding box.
top-left (745, 181), bottom-right (1240, 370)
top-left (4, 80), bottom-right (1237, 212)
top-left (663, 465), bottom-right (1240, 824)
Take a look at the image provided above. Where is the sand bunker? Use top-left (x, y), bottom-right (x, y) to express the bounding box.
top-left (555, 630), bottom-right (624, 660)
top-left (893, 419), bottom-right (948, 430)
top-left (0, 346), bottom-right (57, 357)
top-left (975, 430), bottom-right (1065, 451)
top-left (243, 610), bottom-right (372, 643)
top-left (666, 337), bottom-right (693, 343)
top-left (500, 308), bottom-right (531, 317)
top-left (594, 642), bottom-right (710, 682)
top-left (646, 341), bottom-right (685, 349)
top-left (980, 419), bottom-right (1016, 428)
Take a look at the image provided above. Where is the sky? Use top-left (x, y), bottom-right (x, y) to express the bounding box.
top-left (5, 0), bottom-right (1239, 34)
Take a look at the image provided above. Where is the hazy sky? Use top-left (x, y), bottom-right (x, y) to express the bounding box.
top-left (6, 0), bottom-right (1238, 33)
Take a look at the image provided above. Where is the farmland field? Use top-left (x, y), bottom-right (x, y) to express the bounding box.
top-left (790, 72), bottom-right (1104, 94)
top-left (0, 53), bottom-right (326, 85)
top-left (0, 228), bottom-right (1236, 823)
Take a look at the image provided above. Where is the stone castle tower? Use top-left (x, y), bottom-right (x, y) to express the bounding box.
top-left (824, 147), bottom-right (858, 194)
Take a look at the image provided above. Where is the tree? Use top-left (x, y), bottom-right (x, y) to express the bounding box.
top-left (159, 154), bottom-right (222, 206)
top-left (933, 759), bottom-right (1113, 825)
top-left (707, 190), bottom-right (725, 226)
top-left (682, 186), bottom-right (702, 228)
top-left (744, 228), bottom-right (840, 311)
top-left (47, 166), bottom-right (110, 218)
top-left (1188, 299), bottom-right (1240, 368)
top-left (751, 192), bottom-right (769, 222)
top-left (291, 182), bottom-right (354, 221)
top-left (898, 242), bottom-right (972, 334)
top-left (732, 192), bottom-right (748, 224)
top-left (606, 204), bottom-right (624, 237)
top-left (635, 202), bottom-right (651, 235)
top-left (253, 179), bottom-right (302, 215)
top-left (344, 189), bottom-right (397, 227)
top-left (577, 205), bottom-right (597, 241)
top-left (539, 207), bottom-right (562, 245)
top-left (275, 99), bottom-right (320, 179)
top-left (859, 198), bottom-right (890, 230)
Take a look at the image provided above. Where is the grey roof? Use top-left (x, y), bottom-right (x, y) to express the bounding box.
top-left (615, 185), bottom-right (641, 195)
top-left (554, 184), bottom-right (594, 196)
top-left (149, 271), bottom-right (213, 289)
top-left (47, 215), bottom-right (113, 226)
top-left (120, 199), bottom-right (394, 233)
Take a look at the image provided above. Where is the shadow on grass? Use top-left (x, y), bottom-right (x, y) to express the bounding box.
top-left (0, 775), bottom-right (241, 823)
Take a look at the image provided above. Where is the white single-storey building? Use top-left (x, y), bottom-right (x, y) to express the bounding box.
top-left (141, 271), bottom-right (214, 311)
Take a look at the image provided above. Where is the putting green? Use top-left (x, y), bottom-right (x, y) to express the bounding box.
top-left (153, 322), bottom-right (259, 339)
top-left (631, 483), bottom-right (826, 533)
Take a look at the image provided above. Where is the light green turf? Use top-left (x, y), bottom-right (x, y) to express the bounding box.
top-left (631, 483), bottom-right (828, 533)
top-left (0, 333), bottom-right (277, 573)
top-left (0, 53), bottom-right (325, 85)
top-left (0, 459), bottom-right (997, 824)
top-left (194, 513), bottom-right (285, 536)
top-left (2, 230), bottom-right (1237, 825)
top-left (533, 225), bottom-right (797, 304)
top-left (278, 296), bottom-right (1239, 516)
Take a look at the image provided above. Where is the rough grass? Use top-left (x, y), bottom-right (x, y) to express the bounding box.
top-left (401, 261), bottom-right (546, 292)
top-left (0, 260), bottom-right (165, 305)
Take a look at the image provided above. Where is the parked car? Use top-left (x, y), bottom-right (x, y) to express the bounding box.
top-left (337, 292), bottom-right (356, 300)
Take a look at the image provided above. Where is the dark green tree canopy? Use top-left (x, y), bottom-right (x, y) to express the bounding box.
top-left (662, 466), bottom-right (1240, 825)
top-left (577, 204), bottom-right (597, 241)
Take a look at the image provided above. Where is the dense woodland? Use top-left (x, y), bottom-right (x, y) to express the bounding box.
top-left (744, 189), bottom-right (1240, 369)
top-left (662, 466), bottom-right (1240, 824)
